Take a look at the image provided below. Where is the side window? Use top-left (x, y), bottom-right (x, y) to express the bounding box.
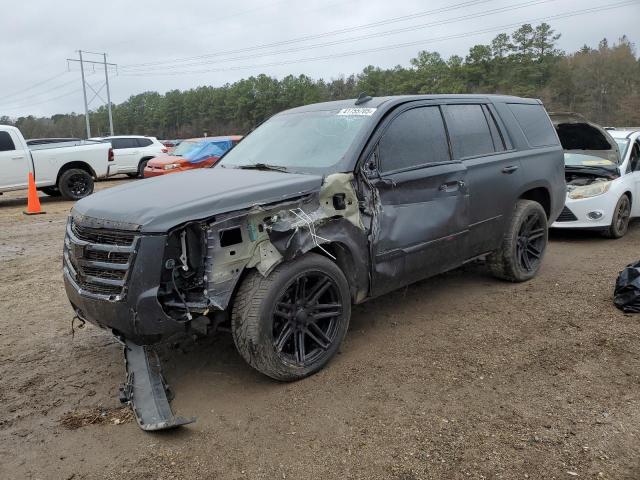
top-left (443, 104), bottom-right (495, 159)
top-left (0, 131), bottom-right (16, 152)
top-left (631, 142), bottom-right (640, 172)
top-left (378, 106), bottom-right (450, 173)
top-left (508, 103), bottom-right (559, 148)
top-left (111, 138), bottom-right (138, 149)
top-left (137, 138), bottom-right (153, 147)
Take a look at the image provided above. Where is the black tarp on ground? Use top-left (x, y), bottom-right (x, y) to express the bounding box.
top-left (614, 260), bottom-right (640, 313)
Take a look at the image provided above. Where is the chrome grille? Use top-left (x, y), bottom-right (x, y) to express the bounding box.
top-left (64, 218), bottom-right (138, 300)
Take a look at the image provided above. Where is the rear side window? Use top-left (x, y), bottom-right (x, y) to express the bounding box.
top-left (110, 138), bottom-right (138, 149)
top-left (508, 103), bottom-right (559, 147)
top-left (443, 104), bottom-right (495, 159)
top-left (136, 138), bottom-right (153, 147)
top-left (0, 131), bottom-right (16, 151)
top-left (378, 106), bottom-right (450, 172)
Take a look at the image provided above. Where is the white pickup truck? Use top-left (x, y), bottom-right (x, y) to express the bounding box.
top-left (0, 125), bottom-right (112, 200)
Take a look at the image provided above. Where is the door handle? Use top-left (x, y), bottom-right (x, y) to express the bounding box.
top-left (502, 165), bottom-right (519, 174)
top-left (439, 180), bottom-right (465, 192)
top-left (11, 155), bottom-right (24, 160)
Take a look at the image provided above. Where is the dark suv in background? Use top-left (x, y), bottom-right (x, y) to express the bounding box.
top-left (64, 95), bottom-right (565, 382)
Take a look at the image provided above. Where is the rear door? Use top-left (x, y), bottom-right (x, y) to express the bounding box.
top-left (0, 130), bottom-right (29, 189)
top-left (110, 137), bottom-right (140, 172)
top-left (369, 103), bottom-right (469, 296)
top-left (442, 102), bottom-right (521, 256)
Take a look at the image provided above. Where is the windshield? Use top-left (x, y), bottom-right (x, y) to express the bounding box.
top-left (220, 109), bottom-right (374, 173)
top-left (173, 140), bottom-right (201, 156)
top-left (564, 152), bottom-right (618, 170)
top-left (615, 138), bottom-right (630, 159)
top-left (183, 140), bottom-right (233, 163)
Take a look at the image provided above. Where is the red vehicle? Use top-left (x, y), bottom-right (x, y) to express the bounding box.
top-left (144, 136), bottom-right (241, 177)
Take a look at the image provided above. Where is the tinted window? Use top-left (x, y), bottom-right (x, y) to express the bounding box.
top-left (444, 104), bottom-right (495, 159)
top-left (110, 138), bottom-right (139, 149)
top-left (0, 131), bottom-right (16, 151)
top-left (508, 103), bottom-right (559, 147)
top-left (136, 138), bottom-right (153, 147)
top-left (379, 106), bottom-right (450, 172)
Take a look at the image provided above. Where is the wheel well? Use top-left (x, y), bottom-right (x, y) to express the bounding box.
top-left (309, 242), bottom-right (366, 302)
top-left (623, 191), bottom-right (633, 205)
top-left (519, 187), bottom-right (550, 218)
top-left (57, 162), bottom-right (96, 183)
top-left (140, 156), bottom-right (154, 164)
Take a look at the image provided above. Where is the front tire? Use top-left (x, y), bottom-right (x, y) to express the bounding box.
top-left (232, 253), bottom-right (351, 381)
top-left (603, 194), bottom-right (631, 239)
top-left (137, 159), bottom-right (150, 178)
top-left (488, 199), bottom-right (548, 282)
top-left (58, 169), bottom-right (94, 201)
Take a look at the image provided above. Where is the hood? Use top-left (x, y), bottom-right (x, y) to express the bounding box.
top-left (549, 112), bottom-right (620, 163)
top-left (148, 154), bottom-right (183, 166)
top-left (72, 168), bottom-right (323, 233)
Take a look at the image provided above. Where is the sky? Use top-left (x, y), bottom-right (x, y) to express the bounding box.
top-left (0, 0), bottom-right (638, 118)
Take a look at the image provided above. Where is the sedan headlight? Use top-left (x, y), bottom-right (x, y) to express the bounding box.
top-left (163, 163), bottom-right (180, 170)
top-left (567, 180), bottom-right (612, 199)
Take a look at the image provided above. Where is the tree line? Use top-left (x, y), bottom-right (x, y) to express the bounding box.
top-left (3, 23), bottom-right (639, 140)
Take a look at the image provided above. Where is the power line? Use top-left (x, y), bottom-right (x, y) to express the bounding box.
top-left (121, 0), bottom-right (638, 78)
top-left (0, 78), bottom-right (78, 107)
top-left (0, 74), bottom-right (98, 112)
top-left (122, 0), bottom-right (556, 73)
top-left (121, 0), bottom-right (496, 69)
top-left (0, 72), bottom-right (68, 102)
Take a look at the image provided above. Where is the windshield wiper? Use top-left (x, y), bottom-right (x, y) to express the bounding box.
top-left (237, 163), bottom-right (288, 172)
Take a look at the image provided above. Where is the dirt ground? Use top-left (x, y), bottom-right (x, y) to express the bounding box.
top-left (0, 178), bottom-right (639, 480)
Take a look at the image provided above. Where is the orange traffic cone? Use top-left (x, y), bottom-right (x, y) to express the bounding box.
top-left (24, 172), bottom-right (45, 215)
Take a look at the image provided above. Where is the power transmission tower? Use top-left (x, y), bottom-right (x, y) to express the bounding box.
top-left (67, 50), bottom-right (117, 138)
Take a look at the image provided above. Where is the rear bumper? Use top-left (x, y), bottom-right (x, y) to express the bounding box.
top-left (63, 222), bottom-right (185, 344)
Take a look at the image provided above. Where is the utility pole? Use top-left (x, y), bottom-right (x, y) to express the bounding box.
top-left (67, 51), bottom-right (117, 138)
top-left (103, 53), bottom-right (114, 136)
top-left (78, 50), bottom-right (91, 138)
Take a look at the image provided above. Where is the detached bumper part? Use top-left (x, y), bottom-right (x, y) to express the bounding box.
top-left (120, 340), bottom-right (195, 431)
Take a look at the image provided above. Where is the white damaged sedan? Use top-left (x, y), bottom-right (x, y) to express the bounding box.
top-left (551, 114), bottom-right (640, 238)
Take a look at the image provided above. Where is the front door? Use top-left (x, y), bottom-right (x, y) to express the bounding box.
top-left (368, 104), bottom-right (469, 296)
top-left (110, 138), bottom-right (140, 173)
top-left (0, 130), bottom-right (29, 189)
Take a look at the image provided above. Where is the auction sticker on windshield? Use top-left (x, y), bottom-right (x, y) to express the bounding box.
top-left (337, 108), bottom-right (376, 116)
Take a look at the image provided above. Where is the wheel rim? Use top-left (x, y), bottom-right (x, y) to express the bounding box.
top-left (615, 197), bottom-right (630, 233)
top-left (516, 211), bottom-right (546, 273)
top-left (271, 271), bottom-right (343, 367)
top-left (67, 173), bottom-right (90, 197)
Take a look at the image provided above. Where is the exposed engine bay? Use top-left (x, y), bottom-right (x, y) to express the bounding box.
top-left (156, 172), bottom-right (369, 332)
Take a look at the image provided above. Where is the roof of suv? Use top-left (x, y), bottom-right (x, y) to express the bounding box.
top-left (282, 94), bottom-right (542, 114)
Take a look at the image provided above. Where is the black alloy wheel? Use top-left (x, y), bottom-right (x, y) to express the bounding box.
top-left (272, 272), bottom-right (343, 367)
top-left (232, 253), bottom-right (351, 381)
top-left (516, 211), bottom-right (546, 273)
top-left (67, 173), bottom-right (91, 197)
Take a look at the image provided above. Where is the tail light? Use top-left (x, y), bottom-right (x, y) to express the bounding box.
top-left (161, 148), bottom-right (168, 153)
top-left (108, 147), bottom-right (114, 162)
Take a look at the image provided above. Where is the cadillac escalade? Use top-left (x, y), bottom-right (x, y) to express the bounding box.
top-left (64, 95), bottom-right (565, 383)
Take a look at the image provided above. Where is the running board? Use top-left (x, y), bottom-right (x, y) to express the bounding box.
top-left (119, 340), bottom-right (196, 431)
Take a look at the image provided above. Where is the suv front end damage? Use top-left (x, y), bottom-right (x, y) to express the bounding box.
top-left (63, 171), bottom-right (369, 430)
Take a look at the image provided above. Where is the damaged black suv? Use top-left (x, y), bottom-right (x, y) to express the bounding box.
top-left (64, 95), bottom-right (564, 382)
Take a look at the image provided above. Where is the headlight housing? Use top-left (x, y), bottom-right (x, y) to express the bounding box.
top-left (567, 180), bottom-right (612, 199)
top-left (163, 163), bottom-right (180, 170)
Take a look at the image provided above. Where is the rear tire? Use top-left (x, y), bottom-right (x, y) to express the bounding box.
top-left (58, 169), bottom-right (94, 201)
top-left (603, 194), bottom-right (631, 239)
top-left (488, 199), bottom-right (548, 282)
top-left (231, 253), bottom-right (351, 381)
top-left (126, 173), bottom-right (138, 179)
top-left (40, 186), bottom-right (61, 197)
